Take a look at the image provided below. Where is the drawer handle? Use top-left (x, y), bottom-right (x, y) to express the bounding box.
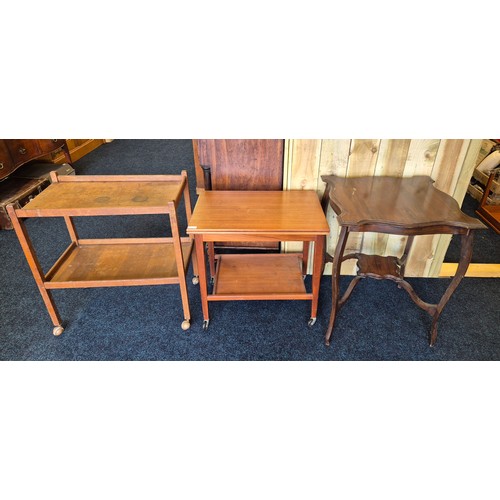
top-left (19, 147), bottom-right (27, 155)
top-left (0, 162), bottom-right (4, 170)
top-left (52, 139), bottom-right (58, 143)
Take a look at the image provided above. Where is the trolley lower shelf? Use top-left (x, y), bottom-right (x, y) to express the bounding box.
top-left (45, 238), bottom-right (193, 288)
top-left (210, 253), bottom-right (310, 300)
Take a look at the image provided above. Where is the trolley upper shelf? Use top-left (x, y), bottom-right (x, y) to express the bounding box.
top-left (15, 174), bottom-right (187, 217)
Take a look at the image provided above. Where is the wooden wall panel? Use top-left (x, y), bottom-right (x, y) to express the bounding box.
top-left (283, 139), bottom-right (483, 277)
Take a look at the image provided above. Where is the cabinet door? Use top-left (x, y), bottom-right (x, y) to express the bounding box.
top-left (195, 139), bottom-right (284, 190)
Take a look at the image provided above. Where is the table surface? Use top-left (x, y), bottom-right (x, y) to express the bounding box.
top-left (322, 175), bottom-right (486, 231)
top-left (17, 178), bottom-right (185, 216)
top-left (187, 190), bottom-right (330, 234)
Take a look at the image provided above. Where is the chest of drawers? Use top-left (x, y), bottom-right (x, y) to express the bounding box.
top-left (0, 139), bottom-right (70, 180)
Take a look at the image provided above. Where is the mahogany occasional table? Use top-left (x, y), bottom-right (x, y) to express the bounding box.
top-left (187, 190), bottom-right (330, 330)
top-left (321, 175), bottom-right (487, 347)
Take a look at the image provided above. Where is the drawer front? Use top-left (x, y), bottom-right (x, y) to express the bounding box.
top-left (0, 140), bottom-right (15, 179)
top-left (7, 139), bottom-right (42, 165)
top-left (36, 139), bottom-right (65, 155)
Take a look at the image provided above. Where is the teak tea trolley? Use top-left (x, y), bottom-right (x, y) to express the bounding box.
top-left (187, 190), bottom-right (330, 330)
top-left (7, 171), bottom-right (196, 335)
top-left (321, 175), bottom-right (487, 347)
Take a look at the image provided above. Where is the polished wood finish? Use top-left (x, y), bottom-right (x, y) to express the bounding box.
top-left (324, 175), bottom-right (484, 234)
top-left (321, 175), bottom-right (487, 348)
top-left (475, 170), bottom-right (500, 234)
top-left (188, 191), bottom-right (328, 234)
top-left (194, 139), bottom-right (284, 191)
top-left (187, 190), bottom-right (329, 329)
top-left (0, 139), bottom-right (71, 180)
top-left (212, 254), bottom-right (308, 298)
top-left (7, 171), bottom-right (196, 335)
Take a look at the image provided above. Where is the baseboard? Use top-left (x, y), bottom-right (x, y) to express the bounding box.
top-left (439, 263), bottom-right (500, 278)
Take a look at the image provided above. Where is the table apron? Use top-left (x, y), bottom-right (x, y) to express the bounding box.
top-left (196, 233), bottom-right (325, 242)
top-left (341, 223), bottom-right (472, 236)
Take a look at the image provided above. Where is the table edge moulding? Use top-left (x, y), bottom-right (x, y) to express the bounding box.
top-left (7, 171), bottom-right (198, 336)
top-left (320, 174), bottom-right (487, 348)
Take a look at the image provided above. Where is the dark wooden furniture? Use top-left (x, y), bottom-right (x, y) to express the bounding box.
top-left (0, 177), bottom-right (50, 230)
top-left (475, 168), bottom-right (500, 234)
top-left (193, 139), bottom-right (284, 191)
top-left (7, 171), bottom-right (197, 336)
top-left (321, 175), bottom-right (487, 347)
top-left (187, 190), bottom-right (330, 330)
top-left (0, 139), bottom-right (71, 180)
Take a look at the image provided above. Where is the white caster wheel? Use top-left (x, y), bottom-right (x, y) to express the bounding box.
top-left (308, 318), bottom-right (316, 327)
top-left (202, 320), bottom-right (210, 331)
top-left (192, 276), bottom-right (199, 285)
top-left (181, 320), bottom-right (191, 331)
top-left (53, 325), bottom-right (64, 336)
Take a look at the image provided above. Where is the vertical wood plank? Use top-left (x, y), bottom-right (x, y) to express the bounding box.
top-left (283, 140), bottom-right (322, 256)
top-left (431, 139), bottom-right (483, 276)
top-left (406, 140), bottom-right (470, 276)
top-left (318, 140), bottom-right (352, 275)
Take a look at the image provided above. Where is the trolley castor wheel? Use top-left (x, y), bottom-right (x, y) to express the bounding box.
top-left (202, 320), bottom-right (209, 331)
top-left (308, 318), bottom-right (316, 327)
top-left (181, 319), bottom-right (191, 330)
top-left (192, 276), bottom-right (199, 285)
top-left (53, 325), bottom-right (64, 336)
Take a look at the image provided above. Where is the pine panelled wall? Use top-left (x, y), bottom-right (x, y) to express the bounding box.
top-left (283, 139), bottom-right (483, 277)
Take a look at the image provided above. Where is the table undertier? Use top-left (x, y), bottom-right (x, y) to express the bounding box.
top-left (45, 238), bottom-right (193, 288)
top-left (210, 254), bottom-right (309, 300)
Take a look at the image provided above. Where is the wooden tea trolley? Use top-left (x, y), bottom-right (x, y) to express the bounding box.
top-left (7, 171), bottom-right (197, 335)
top-left (187, 190), bottom-right (330, 330)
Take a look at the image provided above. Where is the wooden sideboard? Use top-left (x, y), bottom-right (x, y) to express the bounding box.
top-left (0, 139), bottom-right (71, 181)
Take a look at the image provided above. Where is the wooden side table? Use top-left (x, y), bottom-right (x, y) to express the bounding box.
top-left (187, 191), bottom-right (330, 330)
top-left (321, 175), bottom-right (487, 347)
top-left (7, 171), bottom-right (197, 335)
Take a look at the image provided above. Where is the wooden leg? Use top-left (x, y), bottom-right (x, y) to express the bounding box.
top-left (325, 226), bottom-right (349, 346)
top-left (429, 231), bottom-right (474, 346)
top-left (194, 235), bottom-right (210, 327)
top-left (310, 236), bottom-right (324, 324)
top-left (7, 205), bottom-right (63, 331)
top-left (180, 170), bottom-right (198, 279)
top-left (169, 202), bottom-right (191, 329)
top-left (399, 235), bottom-right (414, 278)
top-left (302, 240), bottom-right (310, 276)
top-left (207, 242), bottom-right (216, 282)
